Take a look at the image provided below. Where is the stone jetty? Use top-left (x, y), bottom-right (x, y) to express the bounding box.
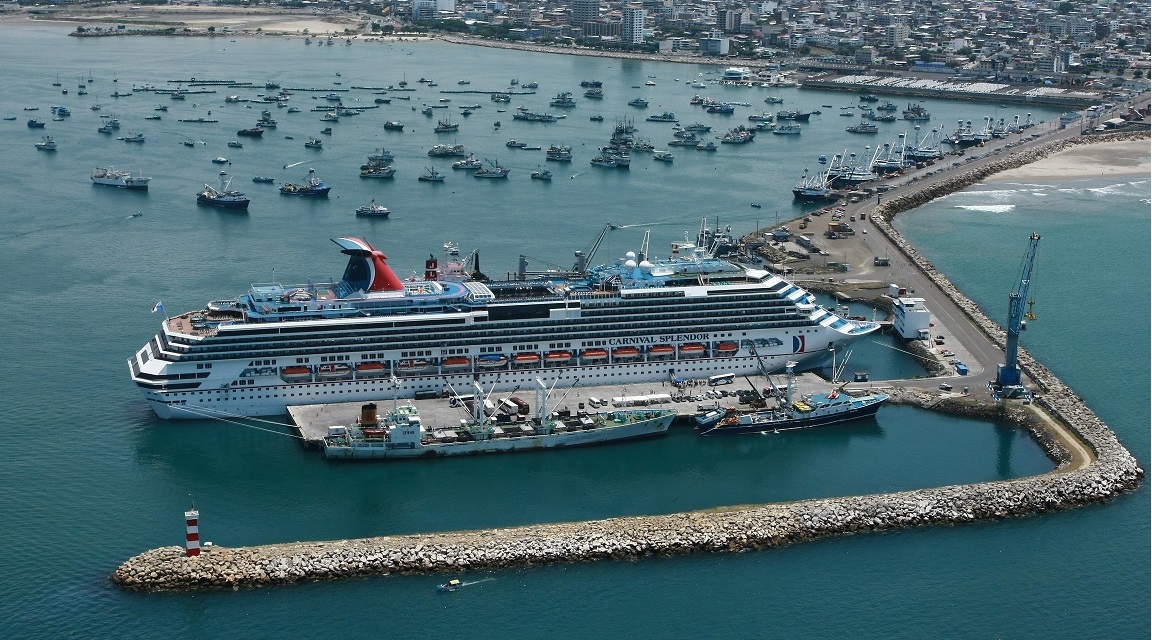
top-left (111, 132), bottom-right (1147, 592)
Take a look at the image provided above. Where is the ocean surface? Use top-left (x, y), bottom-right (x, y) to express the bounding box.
top-left (0, 26), bottom-right (1147, 638)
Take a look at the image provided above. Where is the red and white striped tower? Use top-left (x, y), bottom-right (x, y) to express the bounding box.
top-left (184, 503), bottom-right (200, 557)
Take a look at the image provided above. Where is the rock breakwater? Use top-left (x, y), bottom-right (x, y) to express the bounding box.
top-left (110, 132), bottom-right (1146, 592)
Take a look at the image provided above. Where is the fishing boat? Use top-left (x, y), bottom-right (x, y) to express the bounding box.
top-left (279, 168), bottom-right (331, 196)
top-left (645, 111), bottom-right (678, 123)
top-left (227, 140), bottom-right (243, 148)
top-left (91, 166), bottom-right (151, 190)
top-left (322, 399), bottom-right (677, 460)
top-left (360, 165), bottom-right (396, 179)
top-left (197, 171), bottom-right (250, 210)
top-left (428, 143), bottom-right (467, 157)
top-left (355, 200), bottom-right (390, 217)
top-left (252, 176), bottom-right (275, 184)
top-left (530, 168), bottom-right (552, 180)
top-left (473, 160), bottom-right (510, 178)
top-left (304, 137), bottom-right (323, 149)
top-left (34, 135), bottom-right (57, 151)
top-left (697, 362), bottom-right (888, 435)
top-left (772, 124), bottom-right (802, 135)
top-left (129, 226), bottom-right (880, 419)
top-left (383, 121), bottom-right (404, 131)
top-left (627, 98), bottom-right (649, 108)
top-left (211, 157), bottom-right (229, 164)
top-left (236, 127), bottom-right (264, 137)
top-left (418, 167), bottom-right (445, 182)
top-left (27, 119), bottom-right (45, 128)
top-left (653, 150), bottom-right (674, 162)
top-left (451, 154), bottom-right (483, 170)
top-left (846, 121), bottom-right (879, 134)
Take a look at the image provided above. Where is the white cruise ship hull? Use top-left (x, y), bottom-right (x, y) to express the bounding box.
top-left (135, 334), bottom-right (848, 420)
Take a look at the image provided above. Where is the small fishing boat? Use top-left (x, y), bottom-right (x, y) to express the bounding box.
top-left (418, 167), bottom-right (445, 182)
top-left (252, 176), bottom-right (275, 184)
top-left (437, 579), bottom-right (462, 593)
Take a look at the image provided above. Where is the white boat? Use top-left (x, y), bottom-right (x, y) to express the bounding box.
top-left (129, 226), bottom-right (880, 419)
top-left (531, 168), bottom-right (552, 180)
top-left (35, 135), bottom-right (57, 151)
top-left (355, 200), bottom-right (390, 217)
top-left (653, 150), bottom-right (674, 162)
top-left (91, 166), bottom-right (151, 190)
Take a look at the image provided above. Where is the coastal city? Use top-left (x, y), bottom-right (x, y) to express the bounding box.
top-left (0, 4), bottom-right (1147, 637)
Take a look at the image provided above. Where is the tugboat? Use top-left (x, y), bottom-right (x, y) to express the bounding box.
top-left (279, 168), bottom-right (331, 197)
top-left (197, 171), bottom-right (250, 210)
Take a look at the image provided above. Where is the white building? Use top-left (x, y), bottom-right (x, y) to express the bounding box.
top-left (622, 6), bottom-right (646, 44)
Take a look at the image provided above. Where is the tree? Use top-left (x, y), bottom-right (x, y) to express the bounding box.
top-left (1133, 69), bottom-right (1143, 78)
top-left (1056, 2), bottom-right (1073, 14)
top-left (798, 44), bottom-right (811, 56)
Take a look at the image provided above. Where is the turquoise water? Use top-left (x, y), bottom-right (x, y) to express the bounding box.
top-left (0, 27), bottom-right (1147, 638)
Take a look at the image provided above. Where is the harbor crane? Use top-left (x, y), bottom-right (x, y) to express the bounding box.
top-left (994, 232), bottom-right (1040, 393)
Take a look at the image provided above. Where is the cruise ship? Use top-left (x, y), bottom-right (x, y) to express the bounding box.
top-left (129, 231), bottom-right (880, 419)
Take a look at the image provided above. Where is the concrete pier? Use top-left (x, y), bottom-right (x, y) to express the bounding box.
top-left (110, 131), bottom-right (1148, 592)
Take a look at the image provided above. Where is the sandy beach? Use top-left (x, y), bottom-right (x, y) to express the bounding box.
top-left (991, 140), bottom-right (1151, 179)
top-left (0, 6), bottom-right (372, 37)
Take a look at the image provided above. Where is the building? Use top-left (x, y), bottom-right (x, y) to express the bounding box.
top-left (882, 23), bottom-right (910, 49)
top-left (570, 0), bottom-right (600, 27)
top-left (622, 6), bottom-right (646, 44)
top-left (699, 34), bottom-right (730, 56)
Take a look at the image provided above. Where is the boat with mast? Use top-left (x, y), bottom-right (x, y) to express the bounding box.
top-left (196, 171), bottom-right (250, 210)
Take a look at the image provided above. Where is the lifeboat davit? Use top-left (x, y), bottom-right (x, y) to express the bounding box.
top-left (715, 341), bottom-right (740, 354)
top-left (317, 363), bottom-right (352, 378)
top-left (612, 346), bottom-right (640, 360)
top-left (441, 356), bottom-right (471, 370)
top-left (355, 361), bottom-right (387, 375)
top-left (281, 365), bottom-right (312, 380)
top-left (581, 348), bottom-right (608, 361)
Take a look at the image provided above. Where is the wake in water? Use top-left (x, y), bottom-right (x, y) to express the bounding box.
top-left (953, 204), bottom-right (1016, 213)
top-left (0, 210), bottom-right (144, 240)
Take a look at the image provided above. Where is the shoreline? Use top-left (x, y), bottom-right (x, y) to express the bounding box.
top-left (986, 140), bottom-right (1150, 180)
top-left (109, 131), bottom-right (1147, 592)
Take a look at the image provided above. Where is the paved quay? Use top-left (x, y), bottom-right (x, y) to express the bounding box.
top-left (287, 372), bottom-right (861, 447)
top-left (110, 125), bottom-right (1148, 592)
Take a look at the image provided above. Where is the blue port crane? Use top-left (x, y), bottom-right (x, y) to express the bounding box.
top-left (996, 232), bottom-right (1041, 388)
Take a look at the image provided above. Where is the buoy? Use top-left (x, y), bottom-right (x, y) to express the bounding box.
top-left (184, 502), bottom-right (201, 557)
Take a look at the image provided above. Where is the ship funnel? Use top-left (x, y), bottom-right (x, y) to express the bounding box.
top-left (360, 403), bottom-right (379, 428)
top-left (425, 254), bottom-right (438, 281)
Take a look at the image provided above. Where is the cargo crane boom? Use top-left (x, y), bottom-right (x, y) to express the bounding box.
top-left (996, 232), bottom-right (1040, 388)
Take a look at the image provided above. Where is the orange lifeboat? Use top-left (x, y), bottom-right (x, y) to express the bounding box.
top-left (648, 344), bottom-right (674, 356)
top-left (715, 341), bottom-right (739, 354)
top-left (441, 356), bottom-right (471, 370)
top-left (612, 346), bottom-right (640, 359)
top-left (545, 350), bottom-right (572, 363)
top-left (513, 352), bottom-right (540, 364)
top-left (355, 361), bottom-right (387, 375)
top-left (581, 348), bottom-right (608, 360)
top-left (281, 365), bottom-right (312, 380)
top-left (679, 343), bottom-right (707, 357)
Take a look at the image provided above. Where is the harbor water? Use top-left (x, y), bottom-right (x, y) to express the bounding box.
top-left (0, 27), bottom-right (1146, 638)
